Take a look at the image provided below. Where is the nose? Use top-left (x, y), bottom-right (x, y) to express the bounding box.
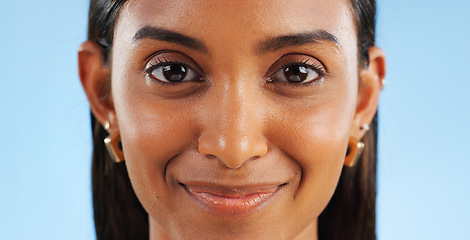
top-left (198, 81), bottom-right (268, 169)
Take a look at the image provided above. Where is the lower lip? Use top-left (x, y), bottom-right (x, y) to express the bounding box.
top-left (184, 186), bottom-right (280, 218)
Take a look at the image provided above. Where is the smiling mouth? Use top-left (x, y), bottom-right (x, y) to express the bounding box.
top-left (181, 183), bottom-right (285, 218)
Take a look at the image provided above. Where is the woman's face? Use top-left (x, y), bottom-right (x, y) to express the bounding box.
top-left (95, 0), bottom-right (375, 239)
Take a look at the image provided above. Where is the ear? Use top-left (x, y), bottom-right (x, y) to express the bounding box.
top-left (78, 41), bottom-right (117, 131)
top-left (351, 46), bottom-right (386, 139)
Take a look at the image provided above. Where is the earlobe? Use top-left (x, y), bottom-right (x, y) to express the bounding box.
top-left (78, 41), bottom-right (116, 129)
top-left (351, 46), bottom-right (386, 139)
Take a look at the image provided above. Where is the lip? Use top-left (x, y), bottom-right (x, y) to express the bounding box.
top-left (181, 183), bottom-right (284, 218)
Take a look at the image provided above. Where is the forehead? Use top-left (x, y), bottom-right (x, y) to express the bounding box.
top-left (115, 0), bottom-right (357, 50)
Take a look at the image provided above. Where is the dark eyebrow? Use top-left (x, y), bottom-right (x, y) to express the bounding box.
top-left (256, 30), bottom-right (340, 54)
top-left (133, 26), bottom-right (208, 53)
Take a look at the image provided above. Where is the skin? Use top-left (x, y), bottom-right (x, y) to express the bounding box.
top-left (78, 0), bottom-right (386, 239)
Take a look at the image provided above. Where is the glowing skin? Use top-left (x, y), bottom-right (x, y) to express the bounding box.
top-left (78, 0), bottom-right (386, 239)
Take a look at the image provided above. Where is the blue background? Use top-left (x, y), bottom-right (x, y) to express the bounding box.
top-left (1, 0), bottom-right (469, 239)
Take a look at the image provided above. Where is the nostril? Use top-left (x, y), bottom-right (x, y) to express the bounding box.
top-left (198, 133), bottom-right (268, 169)
top-left (203, 153), bottom-right (218, 160)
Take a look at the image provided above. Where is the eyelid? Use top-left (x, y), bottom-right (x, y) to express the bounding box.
top-left (144, 59), bottom-right (192, 75)
top-left (143, 50), bottom-right (205, 76)
top-left (265, 53), bottom-right (328, 78)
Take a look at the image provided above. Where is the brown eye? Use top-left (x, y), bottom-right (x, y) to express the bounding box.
top-left (269, 64), bottom-right (322, 84)
top-left (162, 64), bottom-right (187, 82)
top-left (284, 65), bottom-right (309, 83)
top-left (147, 63), bottom-right (202, 83)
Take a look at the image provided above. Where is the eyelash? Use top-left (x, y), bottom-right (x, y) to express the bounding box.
top-left (266, 57), bottom-right (328, 87)
top-left (144, 56), bottom-right (204, 84)
top-left (288, 58), bottom-right (328, 81)
top-left (288, 58), bottom-right (327, 77)
top-left (143, 54), bottom-right (327, 86)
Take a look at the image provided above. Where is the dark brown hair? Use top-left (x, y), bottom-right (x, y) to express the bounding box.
top-left (86, 1), bottom-right (377, 239)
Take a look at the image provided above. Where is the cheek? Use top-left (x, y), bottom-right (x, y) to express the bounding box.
top-left (112, 78), bottom-right (200, 216)
top-left (267, 79), bottom-right (357, 221)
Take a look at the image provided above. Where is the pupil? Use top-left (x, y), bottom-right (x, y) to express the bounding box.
top-left (163, 64), bottom-right (187, 82)
top-left (284, 65), bottom-right (308, 82)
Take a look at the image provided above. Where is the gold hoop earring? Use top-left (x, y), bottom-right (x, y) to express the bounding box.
top-left (344, 137), bottom-right (365, 167)
top-left (103, 121), bottom-right (124, 163)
